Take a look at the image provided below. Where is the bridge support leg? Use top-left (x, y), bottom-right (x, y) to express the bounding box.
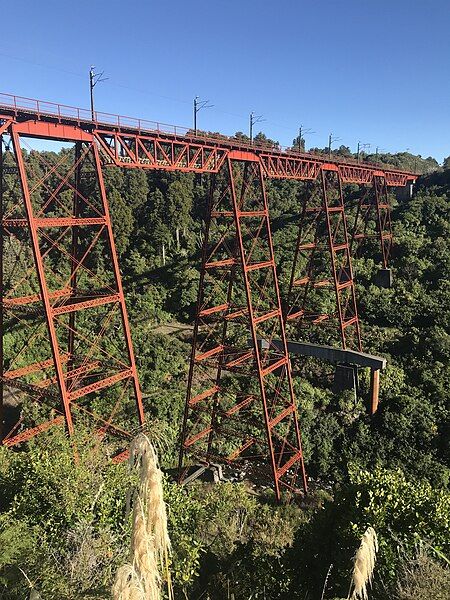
top-left (67, 142), bottom-right (81, 374)
top-left (349, 176), bottom-right (393, 288)
top-left (374, 175), bottom-right (393, 272)
top-left (323, 169), bottom-right (362, 351)
top-left (287, 169), bottom-right (361, 352)
top-left (1, 123), bottom-right (144, 451)
top-left (370, 368), bottom-right (380, 415)
top-left (179, 157), bottom-right (307, 500)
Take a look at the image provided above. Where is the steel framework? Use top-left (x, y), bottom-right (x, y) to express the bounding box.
top-left (178, 156), bottom-right (307, 500)
top-left (0, 120), bottom-right (144, 454)
top-left (0, 93), bottom-right (416, 186)
top-left (349, 174), bottom-right (393, 270)
top-left (0, 92), bottom-right (417, 496)
top-left (286, 167), bottom-right (362, 352)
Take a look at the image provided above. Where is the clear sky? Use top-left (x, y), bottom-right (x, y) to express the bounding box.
top-left (1, 0), bottom-right (448, 161)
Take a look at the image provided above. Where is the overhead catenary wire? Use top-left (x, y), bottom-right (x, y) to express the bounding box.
top-left (0, 48), bottom-right (412, 158)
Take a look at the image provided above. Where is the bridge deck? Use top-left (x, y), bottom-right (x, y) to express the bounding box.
top-left (0, 91), bottom-right (417, 186)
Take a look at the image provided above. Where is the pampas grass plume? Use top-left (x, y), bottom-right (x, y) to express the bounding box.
top-left (348, 527), bottom-right (378, 600)
top-left (131, 496), bottom-right (161, 598)
top-left (129, 434), bottom-right (171, 563)
top-left (111, 564), bottom-right (146, 600)
top-left (112, 434), bottom-right (172, 600)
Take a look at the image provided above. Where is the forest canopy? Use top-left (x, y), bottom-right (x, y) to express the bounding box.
top-left (0, 147), bottom-right (449, 599)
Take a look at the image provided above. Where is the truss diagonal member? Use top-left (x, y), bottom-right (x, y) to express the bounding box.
top-left (22, 137), bottom-right (104, 218)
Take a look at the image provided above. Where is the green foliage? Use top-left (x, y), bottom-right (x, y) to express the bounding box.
top-left (0, 517), bottom-right (35, 586)
top-left (1, 146), bottom-right (448, 599)
top-left (0, 427), bottom-right (132, 598)
top-left (184, 483), bottom-right (309, 599)
top-left (283, 466), bottom-right (450, 599)
top-left (345, 467), bottom-right (450, 579)
top-left (395, 550), bottom-right (450, 600)
top-left (164, 482), bottom-right (204, 590)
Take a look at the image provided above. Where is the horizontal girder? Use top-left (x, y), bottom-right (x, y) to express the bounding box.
top-left (0, 92), bottom-right (417, 186)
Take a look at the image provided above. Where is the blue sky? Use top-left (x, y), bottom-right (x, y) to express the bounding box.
top-left (1, 0), bottom-right (448, 161)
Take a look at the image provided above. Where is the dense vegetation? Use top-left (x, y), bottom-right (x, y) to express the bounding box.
top-left (0, 147), bottom-right (449, 599)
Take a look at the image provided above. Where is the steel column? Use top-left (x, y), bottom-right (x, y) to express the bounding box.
top-left (373, 175), bottom-right (393, 269)
top-left (67, 142), bottom-right (82, 372)
top-left (322, 170), bottom-right (362, 351)
top-left (10, 126), bottom-right (75, 436)
top-left (92, 142), bottom-right (145, 426)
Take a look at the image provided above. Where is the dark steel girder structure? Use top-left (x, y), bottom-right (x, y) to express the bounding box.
top-left (0, 92), bottom-right (416, 499)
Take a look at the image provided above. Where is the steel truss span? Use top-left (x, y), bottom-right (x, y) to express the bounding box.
top-left (0, 93), bottom-right (417, 499)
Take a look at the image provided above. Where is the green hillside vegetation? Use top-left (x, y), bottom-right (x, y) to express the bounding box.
top-left (0, 149), bottom-right (449, 599)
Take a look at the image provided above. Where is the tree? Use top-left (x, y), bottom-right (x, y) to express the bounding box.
top-left (108, 188), bottom-right (134, 254)
top-left (292, 134), bottom-right (305, 151)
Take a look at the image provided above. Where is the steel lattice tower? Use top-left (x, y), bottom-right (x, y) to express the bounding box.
top-left (349, 174), bottom-right (393, 272)
top-left (0, 121), bottom-right (144, 455)
top-left (178, 156), bottom-right (307, 500)
top-left (286, 168), bottom-right (362, 352)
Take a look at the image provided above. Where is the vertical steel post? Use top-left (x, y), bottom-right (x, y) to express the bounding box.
top-left (228, 158), bottom-right (280, 499)
top-left (178, 175), bottom-right (216, 473)
top-left (205, 165), bottom-right (254, 456)
top-left (373, 175), bottom-right (393, 270)
top-left (67, 142), bottom-right (82, 369)
top-left (92, 143), bottom-right (145, 425)
top-left (254, 160), bottom-right (307, 493)
top-left (322, 169), bottom-right (362, 352)
top-left (10, 127), bottom-right (75, 436)
top-left (0, 134), bottom-right (3, 439)
top-left (322, 170), bottom-right (346, 348)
